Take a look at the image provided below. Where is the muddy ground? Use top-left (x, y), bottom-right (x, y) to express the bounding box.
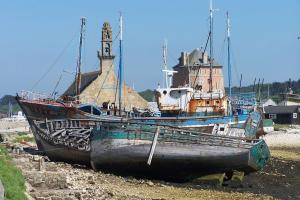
top-left (1, 123), bottom-right (300, 200)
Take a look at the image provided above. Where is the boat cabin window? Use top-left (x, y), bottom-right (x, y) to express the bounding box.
top-left (79, 105), bottom-right (101, 116)
top-left (163, 90), bottom-right (167, 95)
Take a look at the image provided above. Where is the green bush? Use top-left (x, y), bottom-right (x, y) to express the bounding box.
top-left (17, 132), bottom-right (28, 136)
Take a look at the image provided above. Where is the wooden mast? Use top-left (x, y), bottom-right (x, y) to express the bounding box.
top-left (209, 0), bottom-right (214, 93)
top-left (75, 17), bottom-right (86, 102)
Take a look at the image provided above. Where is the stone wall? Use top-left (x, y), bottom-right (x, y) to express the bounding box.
top-left (80, 63), bottom-right (148, 110)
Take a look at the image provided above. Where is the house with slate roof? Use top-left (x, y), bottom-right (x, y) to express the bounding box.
top-left (264, 105), bottom-right (300, 125)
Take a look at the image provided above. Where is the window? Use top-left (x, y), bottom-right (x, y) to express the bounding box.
top-left (293, 113), bottom-right (298, 119)
top-left (269, 114), bottom-right (277, 119)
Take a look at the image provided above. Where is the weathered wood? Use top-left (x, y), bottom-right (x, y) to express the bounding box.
top-left (147, 126), bottom-right (160, 165)
top-left (51, 129), bottom-right (65, 137)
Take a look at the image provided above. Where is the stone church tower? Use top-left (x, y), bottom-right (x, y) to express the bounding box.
top-left (64, 22), bottom-right (148, 110)
top-left (99, 22), bottom-right (114, 74)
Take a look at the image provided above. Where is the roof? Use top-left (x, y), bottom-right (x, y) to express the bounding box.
top-left (188, 49), bottom-right (204, 66)
top-left (63, 71), bottom-right (99, 96)
top-left (174, 48), bottom-right (222, 69)
top-left (261, 98), bottom-right (277, 106)
top-left (264, 105), bottom-right (300, 114)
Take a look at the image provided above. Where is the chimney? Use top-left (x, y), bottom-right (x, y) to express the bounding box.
top-left (203, 52), bottom-right (208, 64)
top-left (180, 52), bottom-right (187, 66)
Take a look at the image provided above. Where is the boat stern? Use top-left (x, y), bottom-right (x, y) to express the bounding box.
top-left (248, 139), bottom-right (270, 171)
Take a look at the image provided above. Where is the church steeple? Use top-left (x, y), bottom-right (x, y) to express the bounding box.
top-left (101, 22), bottom-right (113, 57)
top-left (98, 22), bottom-right (115, 73)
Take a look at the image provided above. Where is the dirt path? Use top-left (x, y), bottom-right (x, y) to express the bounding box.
top-left (11, 146), bottom-right (300, 200)
top-left (11, 152), bottom-right (274, 200)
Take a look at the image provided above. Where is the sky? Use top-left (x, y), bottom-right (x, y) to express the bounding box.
top-left (0, 0), bottom-right (299, 96)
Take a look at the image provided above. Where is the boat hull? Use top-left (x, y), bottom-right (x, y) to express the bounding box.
top-left (33, 131), bottom-right (90, 165)
top-left (16, 97), bottom-right (88, 121)
top-left (29, 119), bottom-right (92, 165)
top-left (90, 125), bottom-right (270, 177)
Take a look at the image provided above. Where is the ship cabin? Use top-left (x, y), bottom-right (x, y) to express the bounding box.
top-left (156, 48), bottom-right (228, 116)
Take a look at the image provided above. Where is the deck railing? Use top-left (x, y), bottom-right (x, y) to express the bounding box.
top-left (19, 90), bottom-right (51, 101)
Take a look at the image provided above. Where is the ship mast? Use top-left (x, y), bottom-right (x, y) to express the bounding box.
top-left (75, 17), bottom-right (86, 102)
top-left (162, 40), bottom-right (177, 88)
top-left (118, 13), bottom-right (123, 116)
top-left (209, 0), bottom-right (215, 93)
top-left (227, 12), bottom-right (232, 115)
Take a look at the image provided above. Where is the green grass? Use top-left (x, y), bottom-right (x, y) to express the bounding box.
top-left (13, 135), bottom-right (34, 143)
top-left (273, 124), bottom-right (293, 131)
top-left (0, 145), bottom-right (26, 200)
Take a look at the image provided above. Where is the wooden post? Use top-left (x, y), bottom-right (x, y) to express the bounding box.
top-left (0, 179), bottom-right (4, 200)
top-left (38, 157), bottom-right (45, 171)
top-left (147, 126), bottom-right (160, 165)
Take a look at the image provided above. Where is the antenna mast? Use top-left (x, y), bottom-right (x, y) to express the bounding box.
top-left (75, 17), bottom-right (86, 102)
top-left (239, 73), bottom-right (243, 94)
top-left (162, 40), bottom-right (168, 88)
top-left (118, 13), bottom-right (123, 116)
top-left (226, 12), bottom-right (232, 115)
top-left (253, 77), bottom-right (256, 92)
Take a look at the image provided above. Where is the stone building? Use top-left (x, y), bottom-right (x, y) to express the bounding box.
top-left (63, 22), bottom-right (148, 110)
top-left (172, 48), bottom-right (224, 93)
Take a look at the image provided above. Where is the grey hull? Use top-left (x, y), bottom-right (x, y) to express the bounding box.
top-left (91, 138), bottom-right (255, 177)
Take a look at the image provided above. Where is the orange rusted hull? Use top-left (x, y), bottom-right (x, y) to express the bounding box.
top-left (188, 97), bottom-right (227, 114)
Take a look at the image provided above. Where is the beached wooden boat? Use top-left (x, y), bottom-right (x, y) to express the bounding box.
top-left (90, 121), bottom-right (270, 177)
top-left (29, 109), bottom-right (268, 171)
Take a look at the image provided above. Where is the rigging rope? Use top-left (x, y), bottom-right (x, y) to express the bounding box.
top-left (30, 33), bottom-right (77, 91)
top-left (191, 31), bottom-right (211, 88)
top-left (51, 73), bottom-right (63, 98)
top-left (182, 31), bottom-right (211, 112)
